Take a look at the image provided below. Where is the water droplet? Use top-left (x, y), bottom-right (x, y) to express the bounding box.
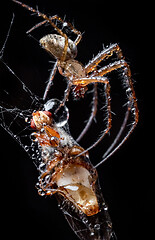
top-left (38, 189), bottom-right (45, 196)
top-left (94, 224), bottom-right (100, 230)
top-left (45, 175), bottom-right (50, 183)
top-left (38, 162), bottom-right (46, 172)
top-left (31, 142), bottom-right (35, 147)
top-left (32, 153), bottom-right (36, 159)
top-left (63, 22), bottom-right (68, 27)
top-left (104, 206), bottom-right (108, 211)
top-left (24, 145), bottom-right (29, 152)
top-left (44, 99), bottom-right (69, 127)
top-left (46, 190), bottom-right (52, 195)
top-left (82, 218), bottom-right (88, 224)
top-left (90, 232), bottom-right (94, 236)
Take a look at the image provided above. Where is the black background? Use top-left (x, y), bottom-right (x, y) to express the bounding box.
top-left (0, 0), bottom-right (150, 240)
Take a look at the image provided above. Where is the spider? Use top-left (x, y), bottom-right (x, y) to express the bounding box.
top-left (13, 0), bottom-right (138, 162)
top-left (0, 11), bottom-right (138, 240)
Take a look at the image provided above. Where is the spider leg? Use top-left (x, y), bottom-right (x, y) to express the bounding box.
top-left (92, 59), bottom-right (138, 123)
top-left (91, 59), bottom-right (139, 166)
top-left (95, 102), bottom-right (131, 167)
top-left (46, 15), bottom-right (82, 45)
top-left (76, 83), bottom-right (98, 142)
top-left (13, 1), bottom-right (82, 53)
top-left (76, 59), bottom-right (138, 162)
top-left (55, 76), bottom-right (102, 114)
top-left (61, 19), bottom-right (82, 45)
top-left (26, 14), bottom-right (82, 45)
top-left (72, 77), bottom-right (109, 85)
top-left (72, 77), bottom-right (111, 147)
top-left (73, 79), bottom-right (112, 157)
top-left (79, 43), bottom-right (123, 141)
top-left (55, 81), bottom-right (72, 113)
top-left (43, 60), bottom-right (58, 101)
top-left (26, 19), bottom-right (47, 34)
top-left (85, 43), bottom-right (123, 74)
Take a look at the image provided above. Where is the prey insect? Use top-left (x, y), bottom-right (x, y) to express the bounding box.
top-left (13, 0), bottom-right (138, 151)
top-left (1, 96), bottom-right (115, 239)
top-left (31, 99), bottom-right (114, 240)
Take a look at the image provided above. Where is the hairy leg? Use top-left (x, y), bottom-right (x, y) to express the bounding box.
top-left (76, 83), bottom-right (98, 142)
top-left (76, 82), bottom-right (112, 157)
top-left (92, 59), bottom-right (139, 166)
top-left (43, 61), bottom-right (58, 101)
top-left (92, 59), bottom-right (138, 124)
top-left (85, 43), bottom-right (123, 74)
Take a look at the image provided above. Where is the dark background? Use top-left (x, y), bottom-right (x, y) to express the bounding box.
top-left (0, 0), bottom-right (150, 239)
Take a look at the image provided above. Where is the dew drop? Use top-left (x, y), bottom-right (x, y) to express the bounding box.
top-left (45, 175), bottom-right (50, 183)
top-left (90, 231), bottom-right (94, 236)
top-left (24, 145), bottom-right (29, 152)
top-left (82, 218), bottom-right (88, 224)
top-left (63, 22), bottom-right (68, 27)
top-left (46, 190), bottom-right (52, 195)
top-left (38, 189), bottom-right (45, 196)
top-left (94, 224), bottom-right (100, 230)
top-left (38, 162), bottom-right (46, 172)
top-left (44, 99), bottom-right (69, 127)
top-left (32, 153), bottom-right (36, 159)
top-left (102, 202), bottom-right (108, 210)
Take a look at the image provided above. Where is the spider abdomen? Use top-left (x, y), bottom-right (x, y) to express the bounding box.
top-left (40, 34), bottom-right (77, 60)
